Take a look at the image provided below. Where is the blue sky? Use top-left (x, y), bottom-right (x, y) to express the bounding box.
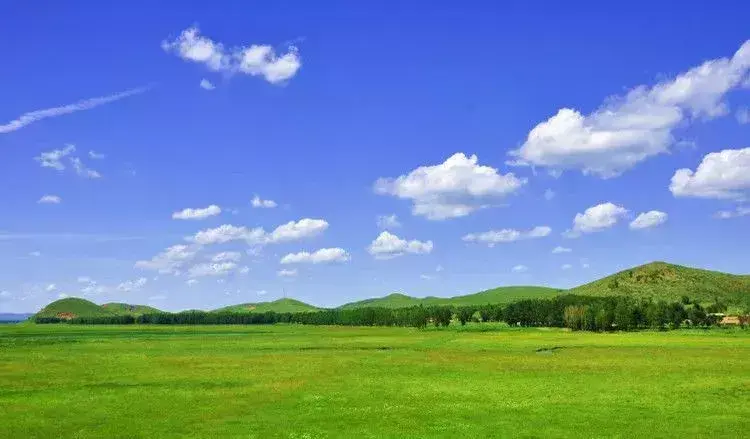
top-left (2, 1), bottom-right (749, 312)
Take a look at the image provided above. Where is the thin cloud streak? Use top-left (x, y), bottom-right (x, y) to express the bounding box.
top-left (0, 85), bottom-right (151, 134)
top-left (0, 233), bottom-right (150, 242)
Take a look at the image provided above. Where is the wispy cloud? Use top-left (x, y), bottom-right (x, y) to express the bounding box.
top-left (0, 86), bottom-right (150, 134)
top-left (70, 157), bottom-right (101, 179)
top-left (37, 195), bottom-right (62, 204)
top-left (0, 233), bottom-right (147, 242)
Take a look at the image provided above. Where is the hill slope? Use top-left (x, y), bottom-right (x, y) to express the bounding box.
top-left (216, 298), bottom-right (319, 313)
top-left (35, 298), bottom-right (117, 319)
top-left (35, 298), bottom-right (162, 320)
top-left (340, 286), bottom-right (563, 309)
top-left (101, 303), bottom-right (162, 316)
top-left (569, 262), bottom-right (750, 306)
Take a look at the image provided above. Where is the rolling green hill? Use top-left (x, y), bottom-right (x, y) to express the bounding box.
top-left (340, 286), bottom-right (563, 309)
top-left (35, 298), bottom-right (117, 319)
top-left (340, 293), bottom-right (422, 309)
top-left (30, 262), bottom-right (750, 320)
top-left (215, 298), bottom-right (320, 313)
top-left (102, 303), bottom-right (162, 316)
top-left (568, 262), bottom-right (750, 307)
top-left (35, 298), bottom-right (162, 320)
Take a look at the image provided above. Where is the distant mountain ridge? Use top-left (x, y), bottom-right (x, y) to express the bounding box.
top-left (0, 313), bottom-right (33, 322)
top-left (26, 262), bottom-right (750, 321)
top-left (339, 286), bottom-right (562, 309)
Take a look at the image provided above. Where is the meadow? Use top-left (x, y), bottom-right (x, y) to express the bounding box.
top-left (1, 324), bottom-right (749, 438)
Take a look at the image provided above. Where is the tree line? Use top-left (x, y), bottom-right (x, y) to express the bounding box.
top-left (34, 294), bottom-right (736, 331)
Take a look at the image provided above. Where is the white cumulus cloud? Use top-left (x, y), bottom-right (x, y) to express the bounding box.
top-left (629, 211), bottom-right (668, 230)
top-left (140, 219), bottom-right (329, 275)
top-left (368, 231), bottom-right (433, 259)
top-left (268, 218), bottom-right (328, 243)
top-left (172, 205), bottom-right (222, 220)
top-left (463, 226), bottom-right (551, 247)
top-left (188, 220), bottom-right (328, 246)
top-left (280, 248), bottom-right (350, 264)
top-left (512, 265), bottom-right (529, 273)
top-left (565, 202), bottom-right (628, 237)
top-left (374, 153), bottom-right (525, 220)
top-left (670, 147), bottom-right (750, 199)
top-left (509, 40), bottom-right (750, 177)
top-left (162, 27), bottom-right (301, 84)
top-left (200, 79), bottom-right (215, 90)
top-left (135, 244), bottom-right (199, 274)
top-left (189, 224), bottom-right (266, 245)
top-left (551, 246), bottom-right (572, 254)
top-left (251, 195), bottom-right (277, 208)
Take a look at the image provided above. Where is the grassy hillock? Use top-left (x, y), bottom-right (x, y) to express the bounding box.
top-left (35, 298), bottom-right (117, 320)
top-left (568, 262), bottom-right (750, 307)
top-left (102, 303), bottom-right (162, 316)
top-left (340, 293), bottom-right (422, 309)
top-left (35, 298), bottom-right (162, 320)
top-left (340, 287), bottom-right (562, 309)
top-left (215, 298), bottom-right (319, 314)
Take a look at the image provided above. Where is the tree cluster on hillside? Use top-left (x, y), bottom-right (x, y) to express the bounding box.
top-left (34, 295), bottom-right (736, 331)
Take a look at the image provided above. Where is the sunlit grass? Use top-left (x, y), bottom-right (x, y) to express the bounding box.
top-left (1, 324), bottom-right (748, 438)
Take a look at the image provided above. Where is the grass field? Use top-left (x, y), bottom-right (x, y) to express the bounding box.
top-left (1, 324), bottom-right (749, 438)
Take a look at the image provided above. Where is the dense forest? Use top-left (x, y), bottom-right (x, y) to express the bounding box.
top-left (34, 295), bottom-right (743, 331)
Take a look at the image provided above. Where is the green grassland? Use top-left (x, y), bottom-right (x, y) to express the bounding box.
top-left (215, 298), bottom-right (320, 313)
top-left (1, 324), bottom-right (748, 438)
top-left (569, 261), bottom-right (750, 307)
